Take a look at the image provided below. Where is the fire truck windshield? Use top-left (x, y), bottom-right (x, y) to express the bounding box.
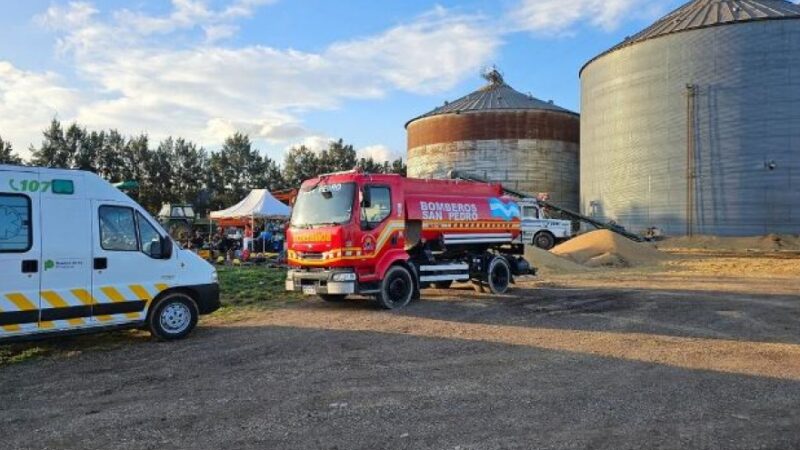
top-left (291, 182), bottom-right (356, 228)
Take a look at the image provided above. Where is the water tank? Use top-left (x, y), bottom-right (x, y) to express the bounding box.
top-left (581, 0), bottom-right (800, 236)
top-left (406, 70), bottom-right (580, 211)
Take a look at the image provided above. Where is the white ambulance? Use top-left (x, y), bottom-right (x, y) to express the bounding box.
top-left (0, 165), bottom-right (220, 341)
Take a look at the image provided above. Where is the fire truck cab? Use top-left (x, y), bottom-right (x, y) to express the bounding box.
top-left (285, 170), bottom-right (533, 309)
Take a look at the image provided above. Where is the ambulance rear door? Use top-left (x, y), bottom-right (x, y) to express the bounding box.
top-left (0, 168), bottom-right (41, 337)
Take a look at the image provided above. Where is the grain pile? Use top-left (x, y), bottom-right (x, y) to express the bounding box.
top-left (658, 234), bottom-right (800, 252)
top-left (524, 246), bottom-right (589, 274)
top-left (552, 230), bottom-right (667, 268)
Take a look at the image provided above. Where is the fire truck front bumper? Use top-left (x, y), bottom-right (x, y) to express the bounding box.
top-left (285, 269), bottom-right (357, 296)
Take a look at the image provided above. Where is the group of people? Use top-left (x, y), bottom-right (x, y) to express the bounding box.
top-left (182, 220), bottom-right (287, 263)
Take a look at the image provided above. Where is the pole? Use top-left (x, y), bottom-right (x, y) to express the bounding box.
top-left (686, 84), bottom-right (697, 237)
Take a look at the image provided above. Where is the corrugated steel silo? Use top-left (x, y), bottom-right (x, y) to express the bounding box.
top-left (407, 70), bottom-right (580, 211)
top-left (581, 0), bottom-right (800, 236)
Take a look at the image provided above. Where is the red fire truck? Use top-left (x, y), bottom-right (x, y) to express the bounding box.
top-left (284, 169), bottom-right (534, 309)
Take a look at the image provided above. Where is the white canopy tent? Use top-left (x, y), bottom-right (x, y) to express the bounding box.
top-left (210, 189), bottom-right (291, 220)
top-left (210, 189), bottom-right (290, 253)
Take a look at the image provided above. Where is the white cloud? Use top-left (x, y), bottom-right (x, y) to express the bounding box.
top-left (9, 1), bottom-right (498, 157)
top-left (285, 136), bottom-right (333, 154)
top-left (509, 0), bottom-right (658, 35)
top-left (359, 145), bottom-right (398, 163)
top-left (0, 62), bottom-right (80, 150)
top-left (36, 1), bottom-right (98, 30)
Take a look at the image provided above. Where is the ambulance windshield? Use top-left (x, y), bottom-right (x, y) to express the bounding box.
top-left (291, 182), bottom-right (355, 228)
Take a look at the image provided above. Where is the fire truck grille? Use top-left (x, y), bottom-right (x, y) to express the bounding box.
top-left (297, 252), bottom-right (324, 260)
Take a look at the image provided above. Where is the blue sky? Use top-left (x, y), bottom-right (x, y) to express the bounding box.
top-left (0, 0), bottom-right (688, 163)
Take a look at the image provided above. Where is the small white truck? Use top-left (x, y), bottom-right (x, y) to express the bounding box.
top-left (0, 165), bottom-right (220, 342)
top-left (517, 198), bottom-right (573, 250)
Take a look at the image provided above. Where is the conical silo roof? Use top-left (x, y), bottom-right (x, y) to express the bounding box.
top-left (581, 0), bottom-right (800, 75)
top-left (406, 70), bottom-right (577, 128)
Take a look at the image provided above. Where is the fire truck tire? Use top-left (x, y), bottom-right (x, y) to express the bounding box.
top-left (319, 294), bottom-right (347, 303)
top-left (148, 292), bottom-right (199, 341)
top-left (375, 265), bottom-right (414, 310)
top-left (533, 231), bottom-right (556, 250)
top-left (487, 256), bottom-right (511, 295)
top-left (433, 280), bottom-right (453, 289)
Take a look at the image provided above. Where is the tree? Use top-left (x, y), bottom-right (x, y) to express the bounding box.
top-left (390, 158), bottom-right (407, 176)
top-left (97, 130), bottom-right (125, 181)
top-left (318, 139), bottom-right (357, 174)
top-left (207, 133), bottom-right (280, 209)
top-left (283, 145), bottom-right (320, 188)
top-left (30, 119), bottom-right (67, 168)
top-left (0, 136), bottom-right (23, 165)
top-left (140, 144), bottom-right (173, 213)
top-left (167, 137), bottom-right (207, 207)
top-left (357, 156), bottom-right (384, 174)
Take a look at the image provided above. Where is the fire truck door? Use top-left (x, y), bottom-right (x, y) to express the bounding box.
top-left (358, 185), bottom-right (398, 277)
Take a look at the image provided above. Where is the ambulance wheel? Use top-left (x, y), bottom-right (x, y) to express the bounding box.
top-left (376, 265), bottom-right (414, 310)
top-left (319, 294), bottom-right (347, 302)
top-left (533, 231), bottom-right (556, 250)
top-left (487, 256), bottom-right (511, 295)
top-left (149, 293), bottom-right (199, 340)
top-left (433, 280), bottom-right (453, 289)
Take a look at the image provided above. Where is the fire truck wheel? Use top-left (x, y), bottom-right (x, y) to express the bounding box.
top-left (319, 294), bottom-right (347, 303)
top-left (376, 265), bottom-right (414, 309)
top-left (487, 256), bottom-right (511, 295)
top-left (433, 280), bottom-right (453, 289)
top-left (533, 231), bottom-right (556, 250)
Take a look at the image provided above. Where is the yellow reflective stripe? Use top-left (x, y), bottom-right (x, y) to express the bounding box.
top-left (39, 321), bottom-right (55, 329)
top-left (0, 304), bottom-right (22, 332)
top-left (2, 323), bottom-right (21, 332)
top-left (129, 285), bottom-right (152, 301)
top-left (100, 286), bottom-right (140, 319)
top-left (100, 287), bottom-right (126, 303)
top-left (71, 288), bottom-right (114, 322)
top-left (41, 291), bottom-right (84, 326)
top-left (5, 293), bottom-right (37, 311)
top-left (71, 289), bottom-right (95, 306)
top-left (155, 283), bottom-right (169, 292)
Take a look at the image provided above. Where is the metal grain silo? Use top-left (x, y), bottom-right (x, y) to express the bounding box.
top-left (407, 70), bottom-right (580, 211)
top-left (581, 0), bottom-right (800, 236)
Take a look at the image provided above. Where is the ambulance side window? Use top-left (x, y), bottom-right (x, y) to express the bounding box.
top-left (0, 194), bottom-right (32, 253)
top-left (137, 212), bottom-right (162, 258)
top-left (361, 186), bottom-right (391, 228)
top-left (99, 206), bottom-right (138, 251)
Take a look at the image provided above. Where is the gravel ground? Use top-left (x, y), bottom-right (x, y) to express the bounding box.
top-left (2, 273), bottom-right (800, 449)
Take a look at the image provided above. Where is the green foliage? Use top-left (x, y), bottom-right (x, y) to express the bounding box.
top-left (218, 266), bottom-right (301, 307)
top-left (0, 136), bottom-right (23, 165)
top-left (8, 118), bottom-right (410, 213)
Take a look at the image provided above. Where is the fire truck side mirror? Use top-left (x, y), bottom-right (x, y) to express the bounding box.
top-left (360, 187), bottom-right (372, 208)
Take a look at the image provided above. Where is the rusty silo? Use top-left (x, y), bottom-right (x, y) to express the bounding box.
top-left (406, 70), bottom-right (580, 211)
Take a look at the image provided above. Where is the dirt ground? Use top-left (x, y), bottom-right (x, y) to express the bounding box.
top-left (2, 252), bottom-right (800, 449)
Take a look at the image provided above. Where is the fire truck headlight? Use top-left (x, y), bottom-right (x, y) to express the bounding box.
top-left (332, 272), bottom-right (357, 282)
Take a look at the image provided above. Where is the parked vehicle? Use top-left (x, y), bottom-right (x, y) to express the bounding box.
top-left (285, 169), bottom-right (534, 309)
top-left (157, 203), bottom-right (212, 240)
top-left (517, 198), bottom-right (573, 250)
top-left (0, 165), bottom-right (220, 342)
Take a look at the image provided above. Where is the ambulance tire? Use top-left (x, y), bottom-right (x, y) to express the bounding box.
top-left (487, 256), bottom-right (511, 295)
top-left (319, 294), bottom-right (347, 303)
top-left (149, 292), bottom-right (199, 340)
top-left (375, 265), bottom-right (414, 310)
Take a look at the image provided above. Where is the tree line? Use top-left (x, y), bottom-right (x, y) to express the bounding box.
top-left (0, 119), bottom-right (406, 214)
